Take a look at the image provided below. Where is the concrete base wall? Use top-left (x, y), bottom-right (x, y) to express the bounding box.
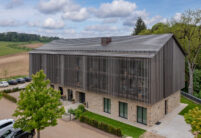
top-left (51, 84), bottom-right (180, 127)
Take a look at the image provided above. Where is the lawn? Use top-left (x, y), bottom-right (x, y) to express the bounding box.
top-left (0, 41), bottom-right (40, 56)
top-left (179, 96), bottom-right (201, 115)
top-left (82, 111), bottom-right (145, 138)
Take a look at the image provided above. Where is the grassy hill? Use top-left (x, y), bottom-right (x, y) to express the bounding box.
top-left (0, 41), bottom-right (44, 79)
top-left (0, 41), bottom-right (43, 56)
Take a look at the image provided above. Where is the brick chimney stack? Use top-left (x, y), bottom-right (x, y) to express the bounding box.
top-left (101, 37), bottom-right (112, 46)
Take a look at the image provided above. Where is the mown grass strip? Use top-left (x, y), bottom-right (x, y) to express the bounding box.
top-left (82, 111), bottom-right (145, 138)
top-left (179, 96), bottom-right (201, 115)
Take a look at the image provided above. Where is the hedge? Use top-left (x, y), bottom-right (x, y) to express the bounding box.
top-left (2, 87), bottom-right (23, 93)
top-left (80, 115), bottom-right (122, 137)
top-left (2, 93), bottom-right (17, 103)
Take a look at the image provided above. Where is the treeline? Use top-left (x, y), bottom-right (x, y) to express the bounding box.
top-left (0, 32), bottom-right (59, 42)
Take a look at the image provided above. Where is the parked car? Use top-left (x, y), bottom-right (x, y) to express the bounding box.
top-left (0, 119), bottom-right (14, 135)
top-left (0, 128), bottom-right (35, 138)
top-left (0, 81), bottom-right (9, 87)
top-left (16, 78), bottom-right (25, 84)
top-left (23, 77), bottom-right (32, 82)
top-left (7, 80), bottom-right (18, 85)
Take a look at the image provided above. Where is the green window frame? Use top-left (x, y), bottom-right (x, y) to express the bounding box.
top-left (119, 102), bottom-right (128, 119)
top-left (137, 106), bottom-right (147, 125)
top-left (103, 98), bottom-right (111, 113)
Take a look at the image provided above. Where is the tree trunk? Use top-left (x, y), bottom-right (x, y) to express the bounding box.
top-left (37, 129), bottom-right (40, 138)
top-left (188, 61), bottom-right (194, 95)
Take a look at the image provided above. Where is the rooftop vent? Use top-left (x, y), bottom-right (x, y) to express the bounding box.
top-left (101, 37), bottom-right (112, 46)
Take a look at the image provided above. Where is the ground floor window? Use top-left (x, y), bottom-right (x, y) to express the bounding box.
top-left (119, 102), bottom-right (128, 119)
top-left (68, 89), bottom-right (73, 101)
top-left (137, 106), bottom-right (147, 125)
top-left (103, 98), bottom-right (111, 113)
top-left (79, 92), bottom-right (85, 103)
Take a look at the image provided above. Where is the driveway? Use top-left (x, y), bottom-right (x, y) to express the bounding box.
top-left (149, 104), bottom-right (193, 138)
top-left (0, 98), bottom-right (118, 138)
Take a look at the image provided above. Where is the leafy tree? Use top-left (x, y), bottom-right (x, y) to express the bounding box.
top-left (13, 70), bottom-right (65, 138)
top-left (184, 107), bottom-right (201, 137)
top-left (172, 10), bottom-right (201, 95)
top-left (133, 17), bottom-right (147, 35)
top-left (139, 9), bottom-right (201, 95)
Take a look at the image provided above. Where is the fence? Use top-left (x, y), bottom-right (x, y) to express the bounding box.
top-left (181, 91), bottom-right (201, 104)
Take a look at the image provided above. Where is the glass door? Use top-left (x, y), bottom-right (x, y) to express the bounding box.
top-left (137, 106), bottom-right (147, 125)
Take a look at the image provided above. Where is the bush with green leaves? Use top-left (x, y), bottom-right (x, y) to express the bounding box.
top-left (79, 115), bottom-right (122, 137)
top-left (68, 104), bottom-right (85, 119)
top-left (184, 107), bottom-right (201, 137)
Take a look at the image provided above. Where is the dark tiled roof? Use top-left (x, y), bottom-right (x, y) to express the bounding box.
top-left (30, 34), bottom-right (175, 58)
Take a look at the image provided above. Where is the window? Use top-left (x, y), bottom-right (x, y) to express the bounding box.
top-left (137, 106), bottom-right (147, 125)
top-left (119, 102), bottom-right (128, 119)
top-left (50, 84), bottom-right (54, 89)
top-left (104, 98), bottom-right (111, 113)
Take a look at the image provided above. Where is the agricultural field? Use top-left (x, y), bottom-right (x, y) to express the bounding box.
top-left (0, 41), bottom-right (44, 79)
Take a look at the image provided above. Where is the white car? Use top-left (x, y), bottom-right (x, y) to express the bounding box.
top-left (0, 81), bottom-right (9, 87)
top-left (0, 119), bottom-right (14, 135)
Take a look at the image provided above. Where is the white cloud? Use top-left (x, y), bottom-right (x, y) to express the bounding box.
top-left (6, 0), bottom-right (23, 9)
top-left (93, 0), bottom-right (137, 18)
top-left (174, 12), bottom-right (182, 21)
top-left (43, 18), bottom-right (65, 29)
top-left (38, 0), bottom-right (69, 14)
top-left (62, 8), bottom-right (89, 21)
top-left (0, 19), bottom-right (21, 27)
top-left (85, 25), bottom-right (118, 32)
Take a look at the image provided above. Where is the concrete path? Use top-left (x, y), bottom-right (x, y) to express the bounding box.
top-left (149, 103), bottom-right (193, 138)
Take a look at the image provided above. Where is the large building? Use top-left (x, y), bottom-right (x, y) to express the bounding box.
top-left (29, 34), bottom-right (185, 126)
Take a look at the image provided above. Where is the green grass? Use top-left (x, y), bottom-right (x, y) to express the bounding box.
top-left (0, 41), bottom-right (41, 56)
top-left (179, 96), bottom-right (201, 115)
top-left (82, 111), bottom-right (145, 138)
top-left (0, 75), bottom-right (27, 81)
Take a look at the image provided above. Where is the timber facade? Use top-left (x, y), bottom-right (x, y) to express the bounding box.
top-left (29, 34), bottom-right (185, 126)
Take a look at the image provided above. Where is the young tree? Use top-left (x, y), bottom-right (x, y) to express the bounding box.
top-left (133, 17), bottom-right (147, 35)
top-left (184, 107), bottom-right (201, 137)
top-left (172, 10), bottom-right (201, 95)
top-left (13, 70), bottom-right (65, 138)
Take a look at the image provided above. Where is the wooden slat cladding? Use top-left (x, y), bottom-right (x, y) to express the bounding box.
top-left (46, 54), bottom-right (61, 84)
top-left (29, 37), bottom-right (185, 105)
top-left (64, 55), bottom-right (83, 88)
top-left (30, 53), bottom-right (42, 74)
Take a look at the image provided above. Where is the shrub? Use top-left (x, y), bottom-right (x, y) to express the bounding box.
top-left (79, 115), bottom-right (123, 137)
top-left (2, 93), bottom-right (17, 103)
top-left (77, 104), bottom-right (85, 112)
top-left (2, 87), bottom-right (23, 93)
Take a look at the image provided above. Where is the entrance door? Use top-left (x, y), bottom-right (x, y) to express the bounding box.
top-left (59, 87), bottom-right (63, 95)
top-left (68, 89), bottom-right (73, 101)
top-left (137, 106), bottom-right (147, 125)
top-left (79, 92), bottom-right (85, 103)
top-left (165, 100), bottom-right (168, 115)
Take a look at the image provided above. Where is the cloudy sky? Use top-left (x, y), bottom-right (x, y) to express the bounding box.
top-left (0, 0), bottom-right (200, 38)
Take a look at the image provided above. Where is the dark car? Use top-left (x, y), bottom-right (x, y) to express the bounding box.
top-left (23, 77), bottom-right (32, 82)
top-left (0, 128), bottom-right (35, 138)
top-left (16, 78), bottom-right (25, 84)
top-left (7, 80), bottom-right (18, 85)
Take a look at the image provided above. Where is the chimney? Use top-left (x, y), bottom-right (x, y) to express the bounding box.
top-left (101, 37), bottom-right (112, 46)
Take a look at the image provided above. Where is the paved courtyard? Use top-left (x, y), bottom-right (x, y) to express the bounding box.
top-left (148, 104), bottom-right (193, 138)
top-left (0, 98), bottom-right (117, 138)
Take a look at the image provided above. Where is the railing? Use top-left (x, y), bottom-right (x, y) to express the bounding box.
top-left (181, 91), bottom-right (201, 104)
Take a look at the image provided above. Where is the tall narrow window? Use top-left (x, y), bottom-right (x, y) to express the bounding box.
top-left (119, 102), bottom-right (128, 119)
top-left (104, 98), bottom-right (111, 113)
top-left (137, 106), bottom-right (147, 125)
